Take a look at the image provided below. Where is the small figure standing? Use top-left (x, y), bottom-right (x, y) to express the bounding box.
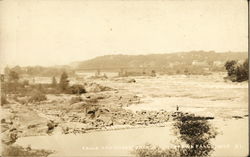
top-left (176, 105), bottom-right (179, 111)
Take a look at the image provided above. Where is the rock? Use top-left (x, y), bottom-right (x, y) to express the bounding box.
top-left (204, 117), bottom-right (214, 120)
top-left (232, 116), bottom-right (243, 119)
top-left (127, 79), bottom-right (136, 83)
top-left (86, 106), bottom-right (98, 115)
top-left (1, 124), bottom-right (9, 133)
top-left (62, 126), bottom-right (70, 134)
top-left (85, 83), bottom-right (112, 93)
top-left (113, 119), bottom-right (126, 125)
top-left (2, 129), bottom-right (18, 145)
top-left (47, 120), bottom-right (57, 134)
top-left (107, 120), bottom-right (113, 126)
top-left (53, 126), bottom-right (64, 134)
top-left (71, 102), bottom-right (87, 109)
top-left (27, 124), bottom-right (39, 129)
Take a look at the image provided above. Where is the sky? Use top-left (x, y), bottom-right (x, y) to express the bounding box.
top-left (0, 0), bottom-right (248, 69)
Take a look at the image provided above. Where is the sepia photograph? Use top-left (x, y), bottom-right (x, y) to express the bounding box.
top-left (0, 0), bottom-right (248, 156)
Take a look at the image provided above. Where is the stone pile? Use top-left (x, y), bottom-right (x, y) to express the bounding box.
top-left (62, 108), bottom-right (171, 134)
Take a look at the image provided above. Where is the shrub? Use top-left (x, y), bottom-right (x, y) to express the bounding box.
top-left (67, 84), bottom-right (86, 94)
top-left (29, 90), bottom-right (47, 103)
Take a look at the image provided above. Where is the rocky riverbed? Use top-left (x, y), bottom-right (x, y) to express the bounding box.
top-left (1, 73), bottom-right (248, 156)
top-left (1, 81), bottom-right (172, 144)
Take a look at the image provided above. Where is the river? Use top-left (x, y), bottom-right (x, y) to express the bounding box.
top-left (15, 118), bottom-right (248, 156)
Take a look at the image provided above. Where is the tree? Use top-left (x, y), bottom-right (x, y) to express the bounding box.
top-left (241, 59), bottom-right (249, 80)
top-left (8, 71), bottom-right (19, 82)
top-left (225, 59), bottom-right (248, 82)
top-left (235, 60), bottom-right (248, 82)
top-left (173, 113), bottom-right (217, 157)
top-left (224, 60), bottom-right (237, 76)
top-left (59, 72), bottom-right (69, 92)
top-left (133, 113), bottom-right (218, 157)
top-left (243, 59), bottom-right (249, 71)
top-left (51, 76), bottom-right (57, 88)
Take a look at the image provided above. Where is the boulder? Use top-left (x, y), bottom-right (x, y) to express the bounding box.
top-left (127, 79), bottom-right (136, 83)
top-left (232, 116), bottom-right (243, 119)
top-left (1, 128), bottom-right (18, 145)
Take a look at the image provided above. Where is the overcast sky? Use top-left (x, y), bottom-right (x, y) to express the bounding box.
top-left (0, 0), bottom-right (248, 69)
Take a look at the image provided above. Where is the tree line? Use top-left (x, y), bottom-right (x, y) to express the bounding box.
top-left (1, 71), bottom-right (86, 105)
top-left (4, 66), bottom-right (75, 77)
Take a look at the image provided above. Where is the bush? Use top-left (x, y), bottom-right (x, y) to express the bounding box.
top-left (67, 84), bottom-right (86, 94)
top-left (28, 90), bottom-right (47, 103)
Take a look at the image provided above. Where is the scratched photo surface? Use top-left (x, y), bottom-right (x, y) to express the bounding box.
top-left (0, 0), bottom-right (248, 156)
